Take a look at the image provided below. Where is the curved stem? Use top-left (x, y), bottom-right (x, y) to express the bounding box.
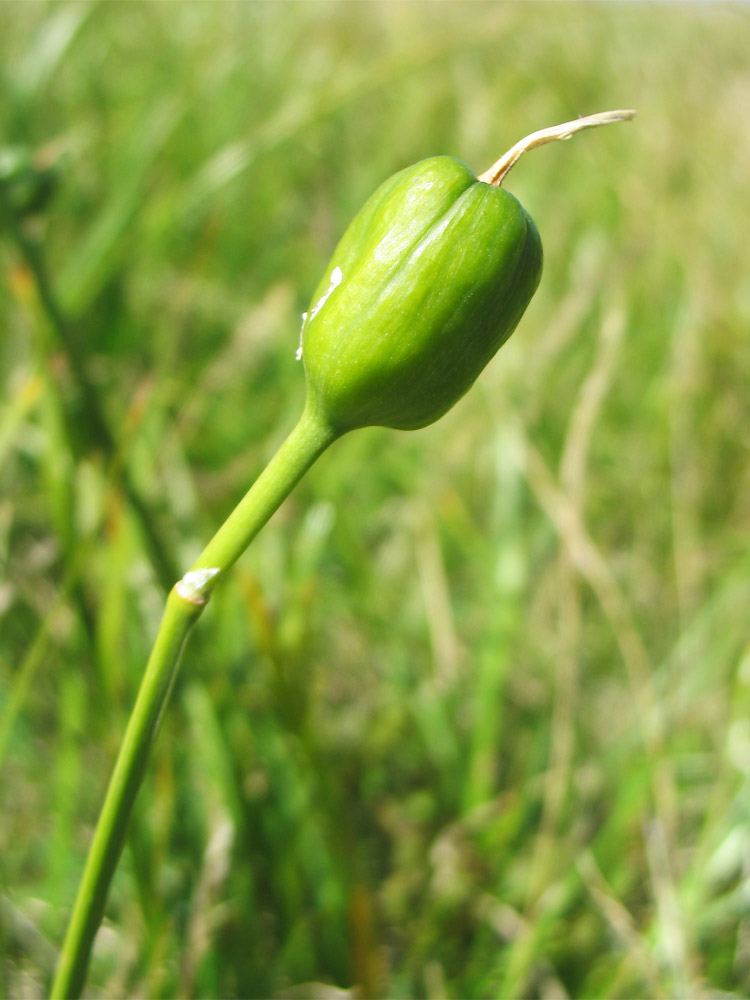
top-left (51, 404), bottom-right (337, 999)
top-left (479, 109), bottom-right (636, 188)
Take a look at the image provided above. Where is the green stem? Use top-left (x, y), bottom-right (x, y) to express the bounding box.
top-left (50, 404), bottom-right (337, 999)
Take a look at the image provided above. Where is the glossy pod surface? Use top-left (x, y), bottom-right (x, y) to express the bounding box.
top-left (300, 156), bottom-right (542, 432)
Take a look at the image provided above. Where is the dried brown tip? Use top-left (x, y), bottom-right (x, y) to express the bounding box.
top-left (479, 109), bottom-right (637, 188)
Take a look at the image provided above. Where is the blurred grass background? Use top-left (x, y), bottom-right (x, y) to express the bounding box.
top-left (1, 2), bottom-right (749, 998)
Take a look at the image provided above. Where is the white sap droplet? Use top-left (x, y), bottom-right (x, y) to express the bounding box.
top-left (309, 266), bottom-right (343, 322)
top-left (297, 269), bottom-right (343, 360)
top-left (296, 311), bottom-right (308, 360)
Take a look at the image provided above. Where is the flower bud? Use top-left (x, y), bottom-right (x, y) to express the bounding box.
top-left (299, 155), bottom-right (542, 432)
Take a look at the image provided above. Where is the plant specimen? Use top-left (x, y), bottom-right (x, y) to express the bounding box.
top-left (51, 109), bottom-right (635, 999)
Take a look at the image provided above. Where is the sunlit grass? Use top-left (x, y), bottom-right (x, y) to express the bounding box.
top-left (1, 3), bottom-right (749, 998)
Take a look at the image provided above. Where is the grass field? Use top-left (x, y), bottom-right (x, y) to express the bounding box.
top-left (1, 3), bottom-right (749, 998)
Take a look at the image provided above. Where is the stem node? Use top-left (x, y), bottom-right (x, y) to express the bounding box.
top-left (175, 567), bottom-right (221, 605)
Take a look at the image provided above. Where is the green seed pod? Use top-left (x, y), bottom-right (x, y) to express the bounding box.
top-left (300, 156), bottom-right (541, 432)
top-left (299, 110), bottom-right (635, 434)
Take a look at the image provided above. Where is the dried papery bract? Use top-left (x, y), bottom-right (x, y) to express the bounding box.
top-left (479, 109), bottom-right (636, 187)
